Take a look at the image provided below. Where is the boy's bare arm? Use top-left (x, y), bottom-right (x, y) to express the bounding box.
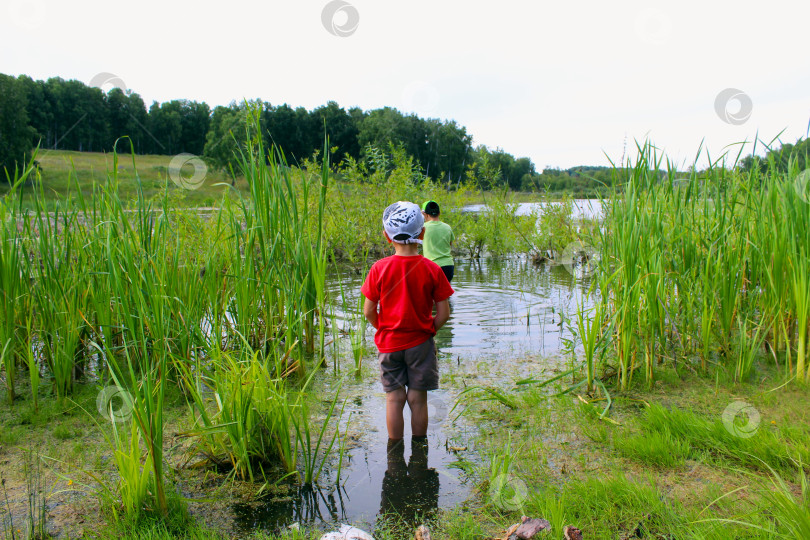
top-left (363, 297), bottom-right (379, 329)
top-left (433, 299), bottom-right (450, 331)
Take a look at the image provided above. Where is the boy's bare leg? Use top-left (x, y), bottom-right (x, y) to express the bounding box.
top-left (386, 388), bottom-right (407, 439)
top-left (407, 389), bottom-right (428, 437)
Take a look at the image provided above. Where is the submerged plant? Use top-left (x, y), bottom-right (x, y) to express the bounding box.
top-left (179, 345), bottom-right (345, 485)
top-left (575, 302), bottom-right (604, 393)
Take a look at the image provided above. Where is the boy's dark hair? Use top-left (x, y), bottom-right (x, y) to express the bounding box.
top-left (422, 200), bottom-right (440, 216)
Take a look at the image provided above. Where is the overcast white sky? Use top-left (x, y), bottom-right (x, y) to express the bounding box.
top-left (2, 0), bottom-right (809, 170)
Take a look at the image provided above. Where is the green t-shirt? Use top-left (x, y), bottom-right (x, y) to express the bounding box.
top-left (422, 220), bottom-right (454, 267)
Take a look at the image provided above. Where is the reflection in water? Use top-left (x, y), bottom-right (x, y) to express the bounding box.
top-left (330, 257), bottom-right (595, 361)
top-left (232, 483), bottom-right (350, 532)
top-left (434, 258), bottom-right (595, 359)
top-left (378, 438), bottom-right (439, 527)
top-left (231, 257), bottom-right (596, 536)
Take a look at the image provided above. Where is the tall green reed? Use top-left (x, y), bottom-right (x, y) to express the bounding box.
top-left (0, 178), bottom-right (28, 404)
top-left (596, 141), bottom-right (810, 388)
top-left (95, 151), bottom-right (173, 516)
top-left (23, 311), bottom-right (39, 411)
top-left (233, 105), bottom-right (329, 363)
top-left (575, 302), bottom-right (604, 394)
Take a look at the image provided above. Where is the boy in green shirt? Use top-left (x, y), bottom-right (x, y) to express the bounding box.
top-left (421, 200), bottom-right (455, 282)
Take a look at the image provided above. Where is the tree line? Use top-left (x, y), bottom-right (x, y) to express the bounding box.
top-left (0, 73), bottom-right (548, 190)
top-left (3, 74), bottom-right (807, 196)
top-left (739, 138), bottom-right (809, 175)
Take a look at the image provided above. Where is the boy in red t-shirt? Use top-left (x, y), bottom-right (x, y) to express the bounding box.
top-left (361, 201), bottom-right (454, 441)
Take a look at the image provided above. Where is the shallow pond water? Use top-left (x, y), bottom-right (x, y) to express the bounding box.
top-left (231, 257), bottom-right (596, 537)
top-left (461, 199), bottom-right (604, 220)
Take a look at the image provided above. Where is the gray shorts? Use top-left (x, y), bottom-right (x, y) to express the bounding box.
top-left (379, 338), bottom-right (438, 392)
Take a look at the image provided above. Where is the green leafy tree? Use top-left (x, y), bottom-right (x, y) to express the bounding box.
top-left (105, 88), bottom-right (150, 153)
top-left (147, 101), bottom-right (182, 154)
top-left (178, 100), bottom-right (211, 155)
top-left (424, 118), bottom-right (472, 184)
top-left (358, 107), bottom-right (410, 157)
top-left (0, 74), bottom-right (36, 177)
top-left (312, 101), bottom-right (359, 164)
top-left (466, 146), bottom-right (503, 189)
top-left (203, 103), bottom-right (247, 182)
top-left (38, 78), bottom-right (108, 151)
top-left (262, 103), bottom-right (319, 163)
top-left (17, 74), bottom-right (51, 149)
top-left (124, 92), bottom-right (150, 153)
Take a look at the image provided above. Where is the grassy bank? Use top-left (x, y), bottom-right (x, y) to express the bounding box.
top-left (3, 112), bottom-right (809, 539)
top-left (0, 108), bottom-right (584, 538)
top-left (3, 363), bottom-right (808, 539)
top-left (423, 363), bottom-right (810, 540)
top-left (3, 149), bottom-right (240, 206)
top-left (0, 107), bottom-right (344, 531)
top-left (1, 148), bottom-right (565, 209)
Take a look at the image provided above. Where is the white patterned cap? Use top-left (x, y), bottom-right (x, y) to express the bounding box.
top-left (382, 201), bottom-right (424, 244)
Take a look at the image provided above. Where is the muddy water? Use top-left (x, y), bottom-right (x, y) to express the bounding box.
top-left (231, 257), bottom-right (595, 537)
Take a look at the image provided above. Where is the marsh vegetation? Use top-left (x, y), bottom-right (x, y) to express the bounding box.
top-left (1, 117), bottom-right (809, 539)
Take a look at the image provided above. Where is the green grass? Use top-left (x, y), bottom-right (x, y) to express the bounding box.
top-left (613, 429), bottom-right (691, 468)
top-left (51, 423), bottom-right (81, 440)
top-left (4, 128), bottom-right (808, 538)
top-left (0, 425), bottom-right (22, 446)
top-left (3, 149), bottom-right (242, 206)
top-left (0, 108), bottom-right (344, 526)
top-left (447, 360), bottom-right (810, 540)
top-left (636, 402), bottom-right (810, 473)
top-left (2, 361), bottom-right (808, 539)
top-left (755, 467), bottom-right (810, 538)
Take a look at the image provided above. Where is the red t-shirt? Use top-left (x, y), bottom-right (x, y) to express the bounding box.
top-left (361, 255), bottom-right (455, 353)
